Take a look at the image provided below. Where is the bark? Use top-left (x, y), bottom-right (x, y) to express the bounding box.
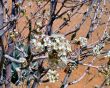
top-left (2, 0), bottom-right (12, 87)
top-left (60, 69), bottom-right (72, 88)
top-left (31, 79), bottom-right (39, 88)
top-left (46, 0), bottom-right (57, 35)
top-left (0, 1), bottom-right (3, 30)
top-left (5, 0), bottom-right (19, 87)
top-left (0, 1), bottom-right (4, 88)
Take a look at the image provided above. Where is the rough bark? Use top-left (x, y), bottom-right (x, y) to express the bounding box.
top-left (0, 1), bottom-right (4, 88)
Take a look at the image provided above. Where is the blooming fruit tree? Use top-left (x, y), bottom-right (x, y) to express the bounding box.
top-left (0, 0), bottom-right (110, 88)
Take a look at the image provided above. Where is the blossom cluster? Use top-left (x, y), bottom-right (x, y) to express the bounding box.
top-left (30, 33), bottom-right (72, 69)
top-left (93, 45), bottom-right (101, 55)
top-left (46, 69), bottom-right (59, 83)
top-left (93, 43), bottom-right (105, 55)
top-left (79, 37), bottom-right (87, 47)
top-left (73, 37), bottom-right (88, 47)
top-left (9, 31), bottom-right (19, 40)
top-left (105, 51), bottom-right (110, 57)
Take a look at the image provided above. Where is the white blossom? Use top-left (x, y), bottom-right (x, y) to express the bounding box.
top-left (79, 37), bottom-right (87, 47)
top-left (59, 44), bottom-right (66, 51)
top-left (93, 45), bottom-right (100, 55)
top-left (104, 31), bottom-right (110, 39)
top-left (19, 57), bottom-right (26, 63)
top-left (37, 42), bottom-right (42, 47)
top-left (31, 33), bottom-right (72, 69)
top-left (53, 44), bottom-right (58, 50)
top-left (61, 51), bottom-right (67, 56)
top-left (46, 69), bottom-right (59, 83)
top-left (60, 56), bottom-right (68, 65)
top-left (105, 51), bottom-right (110, 57)
top-left (36, 21), bottom-right (42, 27)
top-left (31, 39), bottom-right (37, 45)
top-left (36, 42), bottom-right (43, 51)
top-left (55, 38), bottom-right (60, 43)
top-left (43, 36), bottom-right (50, 43)
top-left (36, 28), bottom-right (40, 32)
top-left (34, 35), bottom-right (39, 39)
top-left (66, 44), bottom-right (72, 52)
top-left (41, 34), bottom-right (45, 38)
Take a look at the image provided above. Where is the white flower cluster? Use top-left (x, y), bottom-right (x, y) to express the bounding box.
top-left (79, 37), bottom-right (87, 47)
top-left (44, 34), bottom-right (72, 54)
top-left (36, 19), bottom-right (43, 27)
top-left (30, 38), bottom-right (44, 53)
top-left (93, 43), bottom-right (105, 55)
top-left (73, 37), bottom-right (87, 47)
top-left (93, 45), bottom-right (100, 55)
top-left (105, 51), bottom-right (110, 57)
top-left (30, 34), bottom-right (72, 68)
top-left (46, 69), bottom-right (59, 83)
top-left (9, 31), bottom-right (19, 41)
